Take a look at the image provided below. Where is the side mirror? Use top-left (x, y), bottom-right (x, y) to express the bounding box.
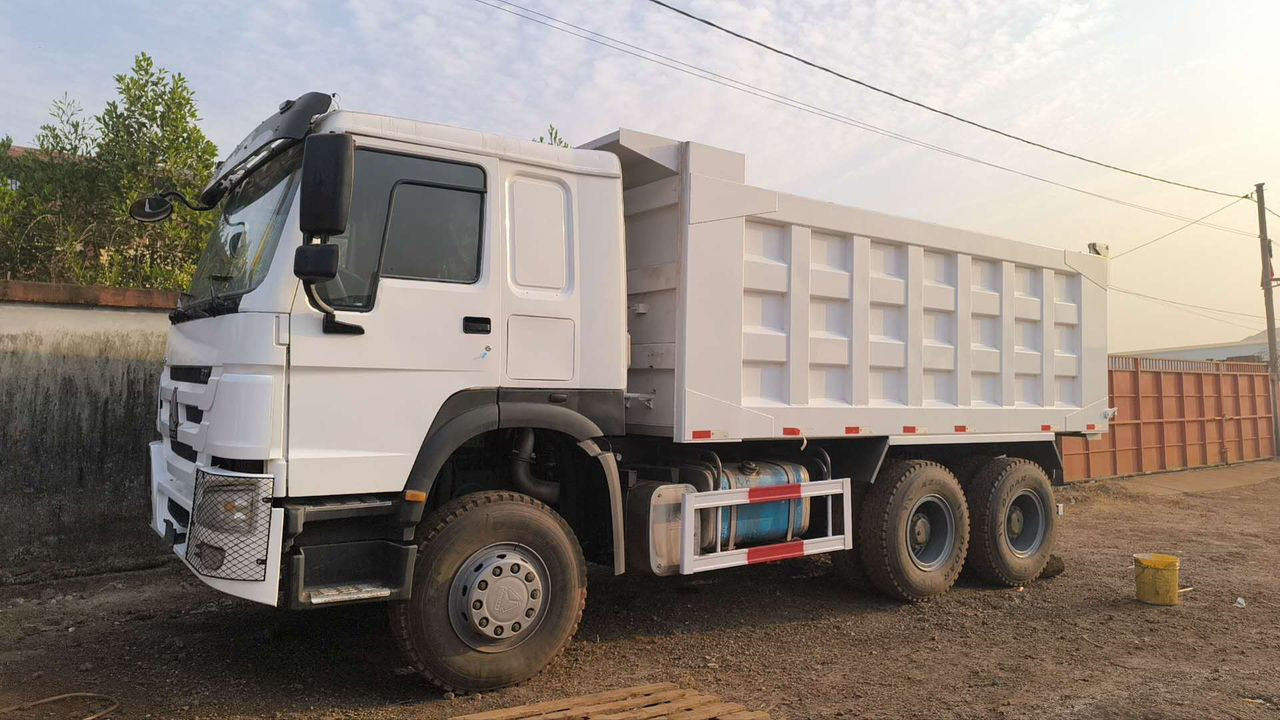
top-left (129, 195), bottom-right (174, 223)
top-left (294, 243), bottom-right (339, 283)
top-left (299, 133), bottom-right (354, 237)
top-left (227, 228), bottom-right (246, 256)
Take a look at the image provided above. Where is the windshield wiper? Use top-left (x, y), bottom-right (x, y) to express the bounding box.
top-left (169, 293), bottom-right (241, 325)
top-left (205, 273), bottom-right (235, 303)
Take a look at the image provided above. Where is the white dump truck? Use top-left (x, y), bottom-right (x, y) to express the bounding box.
top-left (138, 93), bottom-right (1109, 692)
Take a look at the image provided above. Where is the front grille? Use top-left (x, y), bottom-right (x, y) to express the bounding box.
top-left (187, 470), bottom-right (274, 581)
top-left (170, 365), bottom-right (212, 384)
top-left (212, 457), bottom-right (266, 474)
top-left (167, 499), bottom-right (190, 528)
top-left (171, 440), bottom-right (197, 463)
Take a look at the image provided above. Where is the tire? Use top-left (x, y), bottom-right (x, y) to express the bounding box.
top-left (389, 491), bottom-right (586, 693)
top-left (945, 455), bottom-right (990, 488)
top-left (964, 458), bottom-right (1056, 586)
top-left (831, 478), bottom-right (871, 589)
top-left (858, 460), bottom-right (969, 602)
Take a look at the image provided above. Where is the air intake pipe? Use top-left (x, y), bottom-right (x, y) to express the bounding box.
top-left (511, 428), bottom-right (561, 504)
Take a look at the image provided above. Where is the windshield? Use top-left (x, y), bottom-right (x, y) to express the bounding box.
top-left (185, 143), bottom-right (302, 308)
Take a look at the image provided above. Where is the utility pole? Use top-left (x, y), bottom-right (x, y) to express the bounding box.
top-left (1256, 183), bottom-right (1280, 456)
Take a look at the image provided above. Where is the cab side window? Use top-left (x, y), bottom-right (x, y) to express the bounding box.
top-left (317, 150), bottom-right (485, 310)
top-left (381, 183), bottom-right (482, 282)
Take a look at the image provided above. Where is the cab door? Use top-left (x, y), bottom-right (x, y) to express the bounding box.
top-left (287, 141), bottom-right (501, 497)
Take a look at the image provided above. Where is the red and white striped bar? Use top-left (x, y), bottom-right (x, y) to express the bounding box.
top-left (679, 477), bottom-right (853, 575)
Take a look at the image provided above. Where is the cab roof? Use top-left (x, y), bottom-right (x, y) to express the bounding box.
top-left (315, 110), bottom-right (622, 179)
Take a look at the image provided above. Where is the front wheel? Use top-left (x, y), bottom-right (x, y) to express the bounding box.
top-left (389, 491), bottom-right (586, 693)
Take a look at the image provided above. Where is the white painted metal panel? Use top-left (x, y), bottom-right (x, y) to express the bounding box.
top-left (586, 130), bottom-right (1109, 443)
top-left (507, 315), bottom-right (575, 381)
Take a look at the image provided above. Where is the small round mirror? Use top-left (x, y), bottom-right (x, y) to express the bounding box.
top-left (128, 195), bottom-right (174, 223)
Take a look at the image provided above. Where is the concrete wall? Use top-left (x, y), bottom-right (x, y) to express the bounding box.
top-left (0, 302), bottom-right (171, 335)
top-left (1, 284), bottom-right (172, 582)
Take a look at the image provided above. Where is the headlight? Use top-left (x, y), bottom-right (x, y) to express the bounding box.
top-left (201, 484), bottom-right (258, 533)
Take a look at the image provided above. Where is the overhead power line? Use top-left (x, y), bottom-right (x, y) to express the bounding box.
top-left (1110, 287), bottom-right (1265, 320)
top-left (1111, 195), bottom-right (1251, 259)
top-left (474, 0), bottom-right (1255, 238)
top-left (644, 0), bottom-right (1245, 200)
top-left (1113, 291), bottom-right (1263, 333)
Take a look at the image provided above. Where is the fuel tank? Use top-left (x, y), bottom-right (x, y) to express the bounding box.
top-left (714, 460), bottom-right (809, 549)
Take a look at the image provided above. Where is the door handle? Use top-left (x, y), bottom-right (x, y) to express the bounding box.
top-left (463, 316), bottom-right (491, 334)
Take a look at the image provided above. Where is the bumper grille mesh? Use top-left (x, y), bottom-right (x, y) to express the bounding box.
top-left (186, 469), bottom-right (273, 581)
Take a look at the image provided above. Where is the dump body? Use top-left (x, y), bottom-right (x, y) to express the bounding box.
top-left (585, 129), bottom-right (1109, 443)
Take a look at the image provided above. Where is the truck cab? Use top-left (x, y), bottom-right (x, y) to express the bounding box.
top-left (146, 93), bottom-right (1104, 693)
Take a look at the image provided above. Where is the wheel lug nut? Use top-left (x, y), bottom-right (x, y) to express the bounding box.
top-left (492, 566), bottom-right (503, 577)
top-left (494, 625), bottom-right (504, 636)
top-left (478, 617), bottom-right (489, 628)
top-left (511, 563), bottom-right (521, 573)
top-left (472, 600), bottom-right (483, 611)
top-left (511, 622), bottom-right (522, 632)
top-left (525, 572), bottom-right (535, 582)
top-left (525, 608), bottom-right (535, 618)
top-left (530, 589), bottom-right (540, 600)
top-left (477, 580), bottom-right (488, 591)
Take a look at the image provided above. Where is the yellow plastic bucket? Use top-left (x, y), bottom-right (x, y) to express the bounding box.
top-left (1134, 553), bottom-right (1181, 606)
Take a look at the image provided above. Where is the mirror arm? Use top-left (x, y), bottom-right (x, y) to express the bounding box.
top-left (300, 235), bottom-right (364, 336)
top-left (158, 190), bottom-right (219, 213)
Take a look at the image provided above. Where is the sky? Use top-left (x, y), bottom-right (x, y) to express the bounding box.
top-left (3, 0), bottom-right (1279, 352)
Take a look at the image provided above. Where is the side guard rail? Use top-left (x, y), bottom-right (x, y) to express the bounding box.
top-left (679, 477), bottom-right (853, 575)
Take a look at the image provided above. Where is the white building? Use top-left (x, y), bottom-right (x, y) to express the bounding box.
top-left (1134, 329), bottom-right (1270, 362)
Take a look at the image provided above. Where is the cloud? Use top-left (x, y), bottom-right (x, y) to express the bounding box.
top-left (2, 0), bottom-right (1278, 351)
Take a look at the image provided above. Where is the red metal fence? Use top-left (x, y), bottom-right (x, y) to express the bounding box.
top-left (1060, 356), bottom-right (1274, 481)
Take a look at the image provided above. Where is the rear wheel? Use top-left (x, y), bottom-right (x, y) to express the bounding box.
top-left (858, 460), bottom-right (969, 602)
top-left (389, 491), bottom-right (586, 693)
top-left (965, 458), bottom-right (1055, 586)
top-left (945, 454), bottom-right (990, 488)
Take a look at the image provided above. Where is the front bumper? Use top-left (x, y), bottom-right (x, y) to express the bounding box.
top-left (149, 441), bottom-right (285, 606)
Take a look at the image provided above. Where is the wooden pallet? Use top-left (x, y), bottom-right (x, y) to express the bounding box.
top-left (450, 683), bottom-right (769, 720)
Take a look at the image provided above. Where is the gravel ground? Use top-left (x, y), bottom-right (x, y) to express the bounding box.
top-left (2, 465), bottom-right (1279, 719)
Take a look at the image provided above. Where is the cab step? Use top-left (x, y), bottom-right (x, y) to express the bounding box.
top-left (287, 539), bottom-right (416, 609)
top-left (306, 583), bottom-right (394, 605)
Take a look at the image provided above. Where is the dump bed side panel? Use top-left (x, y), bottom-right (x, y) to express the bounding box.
top-left (593, 130), bottom-right (1109, 442)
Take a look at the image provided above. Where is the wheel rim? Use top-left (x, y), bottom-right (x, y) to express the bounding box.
top-left (1005, 489), bottom-right (1046, 558)
top-left (905, 494), bottom-right (955, 571)
top-left (448, 542), bottom-right (549, 653)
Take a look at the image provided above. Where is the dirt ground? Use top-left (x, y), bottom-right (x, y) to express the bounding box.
top-left (3, 463), bottom-right (1279, 720)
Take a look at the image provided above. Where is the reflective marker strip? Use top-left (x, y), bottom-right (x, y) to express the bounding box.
top-left (404, 490), bottom-right (427, 503)
top-left (902, 425), bottom-right (918, 433)
top-left (1086, 424), bottom-right (1097, 430)
top-left (692, 430), bottom-right (713, 440)
top-left (1042, 425), bottom-right (1053, 432)
top-left (845, 426), bottom-right (861, 435)
top-left (747, 484), bottom-right (804, 503)
top-left (782, 427), bottom-right (802, 436)
top-left (746, 540), bottom-right (805, 564)
top-left (954, 425), bottom-right (967, 433)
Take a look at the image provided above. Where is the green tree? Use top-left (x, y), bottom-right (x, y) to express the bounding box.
top-left (0, 52), bottom-right (218, 290)
top-left (95, 53), bottom-right (218, 289)
top-left (535, 124), bottom-right (570, 148)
